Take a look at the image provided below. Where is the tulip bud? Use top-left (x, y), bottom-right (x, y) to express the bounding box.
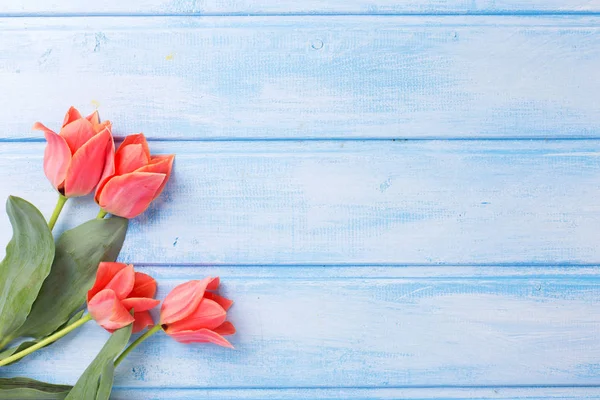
top-left (160, 277), bottom-right (235, 348)
top-left (87, 262), bottom-right (160, 333)
top-left (95, 133), bottom-right (174, 219)
top-left (33, 107), bottom-right (114, 198)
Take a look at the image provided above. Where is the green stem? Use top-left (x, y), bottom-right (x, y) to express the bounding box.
top-left (96, 209), bottom-right (108, 219)
top-left (48, 194), bottom-right (68, 231)
top-left (114, 324), bottom-right (162, 367)
top-left (0, 314), bottom-right (92, 367)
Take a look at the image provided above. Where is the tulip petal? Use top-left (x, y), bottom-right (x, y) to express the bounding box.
top-left (97, 172), bottom-right (166, 218)
top-left (33, 122), bottom-right (56, 136)
top-left (86, 110), bottom-right (100, 125)
top-left (204, 292), bottom-right (234, 311)
top-left (165, 328), bottom-right (234, 348)
top-left (88, 289), bottom-right (135, 331)
top-left (62, 106), bottom-right (82, 127)
top-left (132, 311), bottom-right (155, 333)
top-left (150, 155), bottom-right (174, 165)
top-left (167, 298), bottom-right (226, 332)
top-left (160, 277), bottom-right (216, 325)
top-left (38, 127), bottom-right (71, 191)
top-left (135, 155), bottom-right (175, 198)
top-left (115, 143), bottom-right (149, 175)
top-left (63, 127), bottom-right (112, 197)
top-left (130, 272), bottom-right (157, 298)
top-left (213, 321), bottom-right (236, 336)
top-left (104, 264), bottom-right (136, 300)
top-left (206, 277), bottom-right (220, 291)
top-left (121, 297), bottom-right (160, 312)
top-left (87, 262), bottom-right (129, 302)
top-left (120, 133), bottom-right (150, 160)
top-left (60, 118), bottom-right (95, 154)
top-left (93, 120), bottom-right (111, 134)
top-left (94, 127), bottom-right (116, 203)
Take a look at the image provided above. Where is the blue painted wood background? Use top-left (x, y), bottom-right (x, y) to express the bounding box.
top-left (1, 1), bottom-right (600, 399)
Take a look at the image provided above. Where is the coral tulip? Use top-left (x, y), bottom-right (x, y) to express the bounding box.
top-left (87, 262), bottom-right (160, 333)
top-left (95, 133), bottom-right (174, 219)
top-left (33, 107), bottom-right (113, 197)
top-left (160, 277), bottom-right (235, 348)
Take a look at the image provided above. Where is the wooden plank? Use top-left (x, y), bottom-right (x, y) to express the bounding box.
top-left (5, 0), bottom-right (600, 15)
top-left (1, 140), bottom-right (599, 264)
top-left (2, 266), bottom-right (600, 388)
top-left (1, 17), bottom-right (600, 140)
top-left (111, 388), bottom-right (600, 400)
top-left (110, 387), bottom-right (600, 400)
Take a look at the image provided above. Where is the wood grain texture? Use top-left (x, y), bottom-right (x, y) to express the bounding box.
top-left (110, 387), bottom-right (600, 400)
top-left (0, 140), bottom-right (599, 265)
top-left (1, 266), bottom-right (600, 392)
top-left (1, 6), bottom-right (598, 399)
top-left (1, 17), bottom-right (600, 140)
top-left (4, 0), bottom-right (600, 15)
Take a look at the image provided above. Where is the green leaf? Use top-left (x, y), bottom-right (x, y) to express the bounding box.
top-left (95, 363), bottom-right (114, 400)
top-left (0, 196), bottom-right (55, 348)
top-left (65, 323), bottom-right (132, 400)
top-left (14, 217), bottom-right (128, 341)
top-left (0, 377), bottom-right (71, 399)
top-left (0, 311), bottom-right (87, 364)
top-left (57, 310), bottom-right (86, 331)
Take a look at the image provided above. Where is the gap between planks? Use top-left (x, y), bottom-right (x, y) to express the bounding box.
top-left (4, 12), bottom-right (600, 18)
top-left (3, 138), bottom-right (600, 143)
top-left (129, 264), bottom-right (600, 280)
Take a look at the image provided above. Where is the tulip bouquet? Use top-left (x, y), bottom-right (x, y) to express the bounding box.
top-left (0, 107), bottom-right (235, 398)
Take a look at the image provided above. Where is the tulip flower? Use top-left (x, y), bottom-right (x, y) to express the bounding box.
top-left (33, 107), bottom-right (114, 230)
top-left (111, 277), bottom-right (235, 368)
top-left (95, 133), bottom-right (174, 219)
top-left (87, 262), bottom-right (160, 333)
top-left (160, 277), bottom-right (236, 348)
top-left (0, 262), bottom-right (159, 367)
top-left (34, 107), bottom-right (113, 198)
